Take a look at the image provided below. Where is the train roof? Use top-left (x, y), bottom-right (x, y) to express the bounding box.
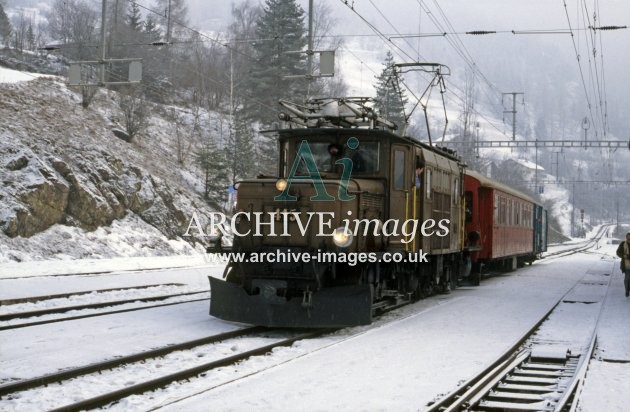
top-left (465, 169), bottom-right (540, 205)
top-left (274, 98), bottom-right (463, 163)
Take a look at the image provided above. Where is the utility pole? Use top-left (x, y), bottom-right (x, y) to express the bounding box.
top-left (307, 0), bottom-right (314, 77)
top-left (502, 92), bottom-right (524, 141)
top-left (552, 151), bottom-right (561, 181)
top-left (166, 0), bottom-right (172, 43)
top-left (581, 117), bottom-right (590, 150)
top-left (284, 0), bottom-right (335, 84)
top-left (99, 0), bottom-right (107, 84)
top-left (475, 121), bottom-right (480, 158)
top-left (69, 0), bottom-right (142, 87)
top-left (571, 181), bottom-right (575, 237)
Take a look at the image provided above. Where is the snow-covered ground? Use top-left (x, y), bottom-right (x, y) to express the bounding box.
top-left (0, 61), bottom-right (626, 411)
top-left (0, 66), bottom-right (49, 83)
top-left (0, 237), bottom-right (627, 411)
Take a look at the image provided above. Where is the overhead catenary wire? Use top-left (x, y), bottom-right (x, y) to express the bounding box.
top-left (416, 0), bottom-right (506, 134)
top-left (594, 0), bottom-right (610, 134)
top-left (338, 0), bottom-right (510, 139)
top-left (579, 0), bottom-right (604, 139)
top-left (562, 0), bottom-right (598, 141)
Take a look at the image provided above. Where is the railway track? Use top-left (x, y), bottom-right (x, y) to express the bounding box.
top-left (0, 283), bottom-right (186, 305)
top-left (0, 326), bottom-right (333, 411)
top-left (0, 293), bottom-right (209, 331)
top-left (0, 290), bottom-right (209, 322)
top-left (425, 260), bottom-right (613, 412)
top-left (543, 224), bottom-right (612, 260)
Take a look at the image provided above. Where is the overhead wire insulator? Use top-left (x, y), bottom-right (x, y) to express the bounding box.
top-left (590, 25), bottom-right (627, 30)
top-left (466, 30), bottom-right (496, 35)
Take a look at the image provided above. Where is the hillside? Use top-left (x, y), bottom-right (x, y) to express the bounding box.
top-left (0, 70), bottom-right (220, 263)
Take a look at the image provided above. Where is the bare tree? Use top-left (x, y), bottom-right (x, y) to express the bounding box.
top-left (310, 1), bottom-right (347, 98)
top-left (46, 0), bottom-right (98, 60)
top-left (165, 108), bottom-right (195, 165)
top-left (183, 31), bottom-right (226, 111)
top-left (154, 0), bottom-right (189, 41)
top-left (10, 9), bottom-right (32, 53)
top-left (227, 1), bottom-right (261, 109)
top-left (459, 71), bottom-right (481, 168)
top-left (117, 87), bottom-right (149, 141)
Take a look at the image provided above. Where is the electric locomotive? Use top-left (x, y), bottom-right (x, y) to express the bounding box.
top-left (209, 97), bottom-right (469, 327)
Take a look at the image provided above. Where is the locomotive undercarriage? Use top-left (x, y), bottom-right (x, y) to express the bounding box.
top-left (209, 247), bottom-right (463, 328)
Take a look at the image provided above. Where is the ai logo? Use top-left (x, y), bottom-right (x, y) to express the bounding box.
top-left (274, 137), bottom-right (360, 202)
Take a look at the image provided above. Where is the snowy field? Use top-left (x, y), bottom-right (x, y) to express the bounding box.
top-left (0, 240), bottom-right (628, 411)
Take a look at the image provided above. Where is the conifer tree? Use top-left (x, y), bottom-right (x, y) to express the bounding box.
top-left (26, 22), bottom-right (35, 50)
top-left (154, 0), bottom-right (188, 40)
top-left (144, 15), bottom-right (161, 40)
top-left (227, 109), bottom-right (257, 181)
top-left (238, 0), bottom-right (307, 175)
top-left (195, 138), bottom-right (229, 207)
top-left (242, 0), bottom-right (307, 127)
top-left (373, 51), bottom-right (407, 132)
top-left (127, 2), bottom-right (143, 32)
top-left (0, 4), bottom-right (12, 46)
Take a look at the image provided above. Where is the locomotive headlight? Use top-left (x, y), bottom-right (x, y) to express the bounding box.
top-left (275, 178), bottom-right (288, 192)
top-left (332, 227), bottom-right (353, 248)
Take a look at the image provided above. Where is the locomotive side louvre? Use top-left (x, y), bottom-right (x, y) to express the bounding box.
top-left (387, 143), bottom-right (464, 255)
top-left (418, 147), bottom-right (463, 255)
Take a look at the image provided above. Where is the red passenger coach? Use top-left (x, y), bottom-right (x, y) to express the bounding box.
top-left (464, 170), bottom-right (539, 280)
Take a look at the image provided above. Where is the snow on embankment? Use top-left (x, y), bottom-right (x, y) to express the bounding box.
top-left (0, 70), bottom-right (215, 263)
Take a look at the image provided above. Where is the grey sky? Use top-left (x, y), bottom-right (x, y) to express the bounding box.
top-left (184, 0), bottom-right (629, 137)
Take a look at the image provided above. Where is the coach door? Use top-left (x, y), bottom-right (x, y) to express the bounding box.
top-left (389, 144), bottom-right (411, 250)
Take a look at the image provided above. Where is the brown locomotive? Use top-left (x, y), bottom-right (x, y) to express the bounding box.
top-left (209, 97), bottom-right (473, 327)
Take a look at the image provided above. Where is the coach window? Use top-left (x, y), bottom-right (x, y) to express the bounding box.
top-left (465, 191), bottom-right (473, 223)
top-left (393, 150), bottom-right (405, 190)
top-left (494, 193), bottom-right (499, 225)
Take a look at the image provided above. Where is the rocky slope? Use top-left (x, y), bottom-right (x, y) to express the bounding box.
top-left (0, 74), bottom-right (219, 262)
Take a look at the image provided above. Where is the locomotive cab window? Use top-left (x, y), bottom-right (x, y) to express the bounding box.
top-left (292, 140), bottom-right (380, 175)
top-left (345, 141), bottom-right (379, 173)
top-left (294, 142), bottom-right (337, 174)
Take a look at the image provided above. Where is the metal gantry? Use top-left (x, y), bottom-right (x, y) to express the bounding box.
top-left (499, 180), bottom-right (630, 186)
top-left (442, 139), bottom-right (629, 149)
